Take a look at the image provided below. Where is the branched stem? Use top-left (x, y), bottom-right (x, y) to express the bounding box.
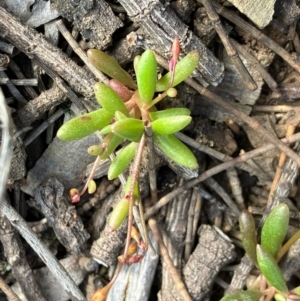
top-left (123, 133), bottom-right (146, 261)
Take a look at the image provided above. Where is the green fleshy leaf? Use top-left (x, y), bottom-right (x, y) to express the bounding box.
top-left (115, 111), bottom-right (128, 121)
top-left (239, 210), bottom-right (258, 265)
top-left (108, 142), bottom-right (136, 180)
top-left (133, 55), bottom-right (141, 74)
top-left (87, 144), bottom-right (103, 156)
top-left (109, 197), bottom-right (129, 231)
top-left (57, 109), bottom-right (113, 141)
top-left (99, 133), bottom-right (123, 160)
top-left (149, 108), bottom-right (191, 121)
top-left (87, 49), bottom-right (136, 89)
top-left (108, 79), bottom-right (132, 101)
top-left (99, 124), bottom-right (112, 135)
top-left (111, 118), bottom-right (144, 142)
top-left (291, 286), bottom-right (300, 296)
top-left (220, 290), bottom-right (262, 301)
top-left (261, 204), bottom-right (289, 257)
top-left (156, 50), bottom-right (200, 92)
top-left (94, 83), bottom-right (129, 116)
top-left (87, 180), bottom-right (97, 194)
top-left (274, 293), bottom-right (288, 301)
top-left (256, 245), bottom-right (288, 293)
top-left (124, 176), bottom-right (139, 200)
top-left (109, 177), bottom-right (139, 231)
top-left (136, 50), bottom-right (157, 104)
top-left (151, 115), bottom-right (191, 135)
top-left (166, 87), bottom-right (177, 97)
top-left (154, 134), bottom-right (198, 169)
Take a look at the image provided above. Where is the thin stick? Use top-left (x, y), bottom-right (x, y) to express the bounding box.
top-left (123, 133), bottom-right (147, 261)
top-left (55, 19), bottom-right (109, 85)
top-left (34, 58), bottom-right (87, 113)
top-left (0, 78), bottom-right (38, 86)
top-left (144, 132), bottom-right (300, 220)
top-left (209, 1), bottom-right (300, 75)
top-left (148, 218), bottom-right (193, 301)
top-left (176, 132), bottom-right (270, 182)
top-left (0, 89), bottom-right (86, 301)
top-left (144, 124), bottom-right (158, 204)
top-left (204, 177), bottom-right (240, 217)
top-left (253, 105), bottom-right (300, 112)
top-left (0, 276), bottom-right (21, 301)
top-left (201, 0), bottom-right (257, 90)
top-left (184, 186), bottom-right (199, 261)
top-left (190, 77), bottom-right (300, 166)
top-left (229, 38), bottom-right (278, 90)
top-left (226, 168), bottom-right (245, 210)
top-left (267, 125), bottom-right (295, 205)
top-left (0, 87), bottom-right (11, 205)
top-left (0, 71), bottom-right (27, 105)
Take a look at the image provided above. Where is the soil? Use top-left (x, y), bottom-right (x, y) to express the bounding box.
top-left (1, 0), bottom-right (300, 301)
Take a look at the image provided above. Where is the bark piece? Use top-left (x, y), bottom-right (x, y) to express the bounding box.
top-left (0, 211), bottom-right (47, 301)
top-left (119, 0), bottom-right (224, 86)
top-left (228, 0), bottom-right (276, 29)
top-left (3, 0), bottom-right (60, 28)
top-left (227, 254), bottom-right (253, 294)
top-left (91, 215), bottom-right (127, 267)
top-left (21, 133), bottom-right (99, 196)
top-left (159, 225), bottom-right (236, 301)
top-left (11, 255), bottom-right (90, 301)
top-left (280, 238), bottom-right (300, 281)
top-left (274, 0), bottom-right (300, 26)
top-left (171, 0), bottom-right (194, 23)
top-left (190, 116), bottom-right (238, 156)
top-left (183, 225), bottom-right (236, 300)
top-left (0, 6), bottom-right (96, 99)
top-left (215, 49), bottom-right (263, 106)
top-left (0, 53), bottom-right (9, 69)
top-left (193, 94), bottom-right (252, 124)
top-left (193, 7), bottom-right (216, 45)
top-left (54, 0), bottom-right (123, 49)
top-left (14, 86), bottom-right (67, 128)
top-left (242, 115), bottom-right (279, 178)
top-left (7, 107), bottom-right (26, 184)
top-left (33, 177), bottom-right (89, 254)
top-left (159, 189), bottom-right (192, 301)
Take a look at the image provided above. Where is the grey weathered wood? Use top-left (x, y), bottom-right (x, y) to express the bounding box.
top-left (0, 199), bottom-right (87, 301)
top-left (54, 0), bottom-right (123, 49)
top-left (227, 0), bottom-right (276, 29)
top-left (0, 6), bottom-right (96, 100)
top-left (11, 255), bottom-right (91, 301)
top-left (0, 91), bottom-right (86, 300)
top-left (182, 225), bottom-right (235, 300)
top-left (33, 177), bottom-right (90, 254)
top-left (21, 133), bottom-right (99, 196)
top-left (0, 209), bottom-right (47, 301)
top-left (91, 214), bottom-right (127, 267)
top-left (0, 87), bottom-right (12, 204)
top-left (107, 231), bottom-right (159, 301)
top-left (159, 225), bottom-right (236, 300)
top-left (118, 0), bottom-right (224, 86)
